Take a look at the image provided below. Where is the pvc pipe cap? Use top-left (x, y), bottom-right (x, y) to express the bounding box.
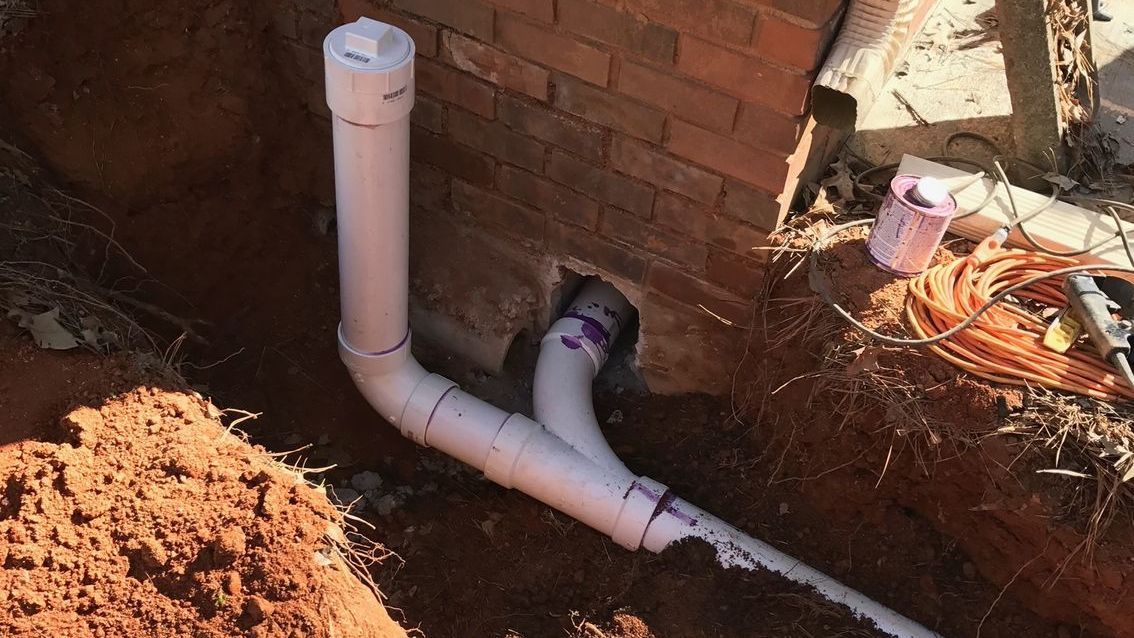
top-left (324, 18), bottom-right (416, 125)
top-left (913, 176), bottom-right (950, 207)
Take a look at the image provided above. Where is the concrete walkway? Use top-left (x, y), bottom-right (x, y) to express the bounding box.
top-left (851, 0), bottom-right (1134, 167)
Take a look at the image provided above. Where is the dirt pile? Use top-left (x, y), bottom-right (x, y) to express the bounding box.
top-left (0, 324), bottom-right (406, 638)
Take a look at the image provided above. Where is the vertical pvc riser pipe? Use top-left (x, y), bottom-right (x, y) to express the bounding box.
top-left (325, 18), bottom-right (415, 357)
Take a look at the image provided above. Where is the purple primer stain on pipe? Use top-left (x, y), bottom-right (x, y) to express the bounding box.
top-left (627, 481), bottom-right (662, 502)
top-left (655, 492), bottom-right (697, 526)
top-left (560, 335), bottom-right (583, 350)
top-left (563, 311), bottom-right (611, 352)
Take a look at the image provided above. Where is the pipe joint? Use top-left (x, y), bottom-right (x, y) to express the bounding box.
top-left (484, 414), bottom-right (542, 488)
top-left (611, 476), bottom-right (669, 550)
top-left (338, 323), bottom-right (411, 377)
top-left (402, 375), bottom-right (459, 446)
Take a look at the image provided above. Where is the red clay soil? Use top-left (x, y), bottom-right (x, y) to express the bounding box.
top-left (0, 2), bottom-right (1130, 637)
top-left (0, 323), bottom-right (406, 638)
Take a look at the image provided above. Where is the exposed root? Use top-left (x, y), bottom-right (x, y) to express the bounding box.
top-left (0, 137), bottom-right (205, 357)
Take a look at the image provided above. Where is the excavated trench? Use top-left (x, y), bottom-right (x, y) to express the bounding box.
top-left (1, 2), bottom-right (1130, 636)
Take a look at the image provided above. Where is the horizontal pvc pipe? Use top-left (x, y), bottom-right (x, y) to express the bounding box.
top-left (640, 498), bottom-right (940, 638)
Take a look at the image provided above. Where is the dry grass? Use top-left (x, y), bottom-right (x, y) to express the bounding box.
top-left (1049, 0), bottom-right (1095, 129)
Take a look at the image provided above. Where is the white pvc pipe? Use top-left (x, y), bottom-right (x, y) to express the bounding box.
top-left (333, 117), bottom-right (411, 354)
top-left (325, 17), bottom-right (940, 638)
top-left (534, 279), bottom-right (633, 476)
top-left (639, 497), bottom-right (938, 638)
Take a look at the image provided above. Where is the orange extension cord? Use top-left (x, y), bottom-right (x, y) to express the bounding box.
top-left (905, 236), bottom-right (1134, 401)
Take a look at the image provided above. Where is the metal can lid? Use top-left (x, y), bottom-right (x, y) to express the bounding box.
top-left (913, 176), bottom-right (951, 207)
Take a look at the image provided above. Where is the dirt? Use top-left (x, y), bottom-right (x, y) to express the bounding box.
top-left (1, 2), bottom-right (1132, 638)
top-left (0, 323), bottom-right (406, 638)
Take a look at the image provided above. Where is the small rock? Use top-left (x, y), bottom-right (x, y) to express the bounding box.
top-left (605, 410), bottom-right (624, 425)
top-left (350, 471), bottom-right (383, 492)
top-left (245, 595), bottom-right (274, 624)
top-left (778, 502), bottom-right (790, 516)
top-left (329, 487), bottom-right (361, 506)
top-left (374, 494), bottom-right (401, 517)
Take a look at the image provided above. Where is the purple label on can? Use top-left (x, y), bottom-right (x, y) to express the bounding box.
top-left (865, 175), bottom-right (957, 276)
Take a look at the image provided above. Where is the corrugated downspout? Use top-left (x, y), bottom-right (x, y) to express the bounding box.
top-left (812, 0), bottom-right (921, 130)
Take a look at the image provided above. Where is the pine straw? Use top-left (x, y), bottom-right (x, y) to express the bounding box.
top-left (998, 391), bottom-right (1134, 554)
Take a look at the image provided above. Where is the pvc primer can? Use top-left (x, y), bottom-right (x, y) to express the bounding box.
top-left (866, 174), bottom-right (957, 276)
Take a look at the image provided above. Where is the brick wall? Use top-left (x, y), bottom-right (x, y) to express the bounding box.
top-left (282, 0), bottom-right (845, 394)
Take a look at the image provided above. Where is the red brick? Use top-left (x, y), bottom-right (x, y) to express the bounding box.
top-left (621, 0), bottom-right (755, 46)
top-left (382, 10), bottom-right (440, 57)
top-left (416, 58), bottom-right (496, 118)
top-left (705, 247), bottom-right (767, 297)
top-left (498, 165), bottom-right (600, 229)
top-left (756, 0), bottom-right (845, 28)
top-left (496, 14), bottom-right (611, 85)
top-left (448, 109), bottom-right (545, 171)
top-left (339, 3), bottom-right (440, 56)
top-left (487, 0), bottom-right (554, 22)
top-left (752, 15), bottom-right (826, 71)
top-left (666, 119), bottom-right (789, 195)
top-left (677, 36), bottom-right (811, 115)
top-left (411, 162), bottom-right (451, 211)
top-left (442, 32), bottom-right (549, 100)
top-left (610, 137), bottom-right (722, 204)
top-left (646, 261), bottom-right (749, 325)
top-left (618, 61), bottom-right (737, 133)
top-left (559, 0), bottom-right (677, 64)
top-left (733, 103), bottom-right (804, 155)
top-left (547, 150), bottom-right (655, 217)
top-left (601, 207), bottom-right (708, 267)
top-left (654, 192), bottom-right (770, 255)
top-left (498, 94), bottom-right (604, 160)
top-left (721, 179), bottom-right (781, 230)
top-left (411, 127), bottom-right (496, 186)
top-left (393, 0), bottom-right (495, 42)
top-left (548, 221), bottom-right (648, 282)
top-left (411, 95), bottom-right (446, 133)
top-left (452, 180), bottom-right (545, 241)
top-left (554, 75), bottom-right (665, 143)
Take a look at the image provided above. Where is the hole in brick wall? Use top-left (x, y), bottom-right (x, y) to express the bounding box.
top-left (552, 268), bottom-right (647, 394)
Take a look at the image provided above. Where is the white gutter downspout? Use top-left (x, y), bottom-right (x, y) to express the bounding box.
top-left (325, 18), bottom-right (940, 638)
top-left (812, 0), bottom-right (922, 130)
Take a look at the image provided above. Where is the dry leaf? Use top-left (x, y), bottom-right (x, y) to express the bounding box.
top-left (9, 307), bottom-right (79, 350)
